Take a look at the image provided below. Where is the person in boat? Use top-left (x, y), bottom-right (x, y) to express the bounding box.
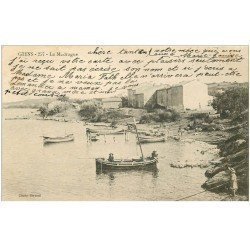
top-left (151, 150), bottom-right (158, 159)
top-left (86, 128), bottom-right (91, 141)
top-left (108, 153), bottom-right (114, 162)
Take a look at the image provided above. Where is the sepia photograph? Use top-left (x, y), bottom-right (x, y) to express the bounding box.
top-left (1, 1), bottom-right (250, 250)
top-left (1, 45), bottom-right (249, 201)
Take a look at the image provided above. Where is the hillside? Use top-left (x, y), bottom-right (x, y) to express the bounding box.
top-left (2, 98), bottom-right (55, 109)
top-left (206, 81), bottom-right (248, 96)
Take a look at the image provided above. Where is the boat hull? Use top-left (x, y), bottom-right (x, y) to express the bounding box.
top-left (96, 157), bottom-right (157, 173)
top-left (86, 128), bottom-right (126, 135)
top-left (138, 137), bottom-right (165, 144)
top-left (43, 134), bottom-right (74, 144)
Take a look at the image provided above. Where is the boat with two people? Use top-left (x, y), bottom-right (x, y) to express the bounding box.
top-left (95, 119), bottom-right (158, 173)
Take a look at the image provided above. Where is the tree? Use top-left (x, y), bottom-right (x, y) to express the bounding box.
top-left (211, 87), bottom-right (248, 118)
top-left (78, 104), bottom-right (100, 119)
top-left (38, 105), bottom-right (48, 119)
top-left (204, 87), bottom-right (249, 196)
top-left (121, 97), bottom-right (129, 107)
top-left (57, 96), bottom-right (70, 102)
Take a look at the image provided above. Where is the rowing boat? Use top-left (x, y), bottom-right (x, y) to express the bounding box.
top-left (129, 129), bottom-right (165, 137)
top-left (96, 157), bottom-right (157, 173)
top-left (86, 128), bottom-right (125, 135)
top-left (90, 134), bottom-right (99, 141)
top-left (43, 134), bottom-right (74, 144)
top-left (139, 136), bottom-right (166, 144)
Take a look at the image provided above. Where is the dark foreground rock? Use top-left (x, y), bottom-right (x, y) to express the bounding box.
top-left (202, 110), bottom-right (249, 199)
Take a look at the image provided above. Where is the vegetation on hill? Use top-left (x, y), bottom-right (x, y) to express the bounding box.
top-left (38, 100), bottom-right (72, 119)
top-left (203, 87), bottom-right (249, 197)
top-left (78, 103), bottom-right (125, 123)
top-left (3, 98), bottom-right (54, 109)
top-left (121, 97), bottom-right (129, 107)
top-left (211, 87), bottom-right (248, 118)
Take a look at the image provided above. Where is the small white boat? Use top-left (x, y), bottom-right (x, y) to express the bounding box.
top-left (86, 127), bottom-right (126, 135)
top-left (43, 134), bottom-right (74, 144)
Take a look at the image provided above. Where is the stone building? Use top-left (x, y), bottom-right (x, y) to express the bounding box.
top-left (127, 84), bottom-right (168, 109)
top-left (145, 80), bottom-right (212, 110)
top-left (134, 93), bottom-right (144, 108)
top-left (127, 89), bottom-right (136, 107)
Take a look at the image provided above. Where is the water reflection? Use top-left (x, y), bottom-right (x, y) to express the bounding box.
top-left (43, 141), bottom-right (75, 147)
top-left (96, 168), bottom-right (159, 187)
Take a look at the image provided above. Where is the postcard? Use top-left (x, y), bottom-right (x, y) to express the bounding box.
top-left (1, 45), bottom-right (248, 201)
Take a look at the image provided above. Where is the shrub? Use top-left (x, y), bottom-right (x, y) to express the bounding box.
top-left (121, 97), bottom-right (129, 107)
top-left (38, 105), bottom-right (48, 119)
top-left (79, 104), bottom-right (101, 120)
top-left (79, 104), bottom-right (125, 122)
top-left (170, 109), bottom-right (180, 121)
top-left (57, 96), bottom-right (70, 102)
top-left (140, 113), bottom-right (155, 124)
top-left (38, 100), bottom-right (71, 118)
top-left (211, 87), bottom-right (248, 118)
top-left (140, 109), bottom-right (180, 123)
top-left (105, 110), bottom-right (124, 120)
top-left (189, 112), bottom-right (209, 121)
top-left (47, 101), bottom-right (70, 115)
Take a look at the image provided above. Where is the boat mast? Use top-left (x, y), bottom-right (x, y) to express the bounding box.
top-left (133, 118), bottom-right (144, 160)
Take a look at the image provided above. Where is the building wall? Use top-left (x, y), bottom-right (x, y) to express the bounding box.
top-left (145, 87), bottom-right (183, 109)
top-left (183, 82), bottom-right (209, 109)
top-left (168, 86), bottom-right (183, 109)
top-left (140, 81), bottom-right (211, 111)
top-left (134, 94), bottom-right (144, 108)
top-left (144, 92), bottom-right (157, 109)
top-left (156, 89), bottom-right (168, 107)
top-left (166, 88), bottom-right (172, 107)
top-left (128, 89), bottom-right (136, 107)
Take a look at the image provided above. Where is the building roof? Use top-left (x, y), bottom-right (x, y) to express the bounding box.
top-left (155, 87), bottom-right (171, 92)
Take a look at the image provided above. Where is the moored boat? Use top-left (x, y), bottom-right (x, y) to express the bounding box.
top-left (96, 157), bottom-right (157, 173)
top-left (91, 122), bottom-right (112, 127)
top-left (86, 127), bottom-right (126, 135)
top-left (139, 136), bottom-right (166, 144)
top-left (90, 133), bottom-right (99, 141)
top-left (43, 134), bottom-right (74, 144)
top-left (129, 128), bottom-right (165, 137)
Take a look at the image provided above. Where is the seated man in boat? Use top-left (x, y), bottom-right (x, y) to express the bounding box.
top-left (151, 150), bottom-right (158, 159)
top-left (108, 153), bottom-right (114, 162)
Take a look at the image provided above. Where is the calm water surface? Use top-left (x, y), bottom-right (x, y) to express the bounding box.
top-left (2, 109), bottom-right (225, 200)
